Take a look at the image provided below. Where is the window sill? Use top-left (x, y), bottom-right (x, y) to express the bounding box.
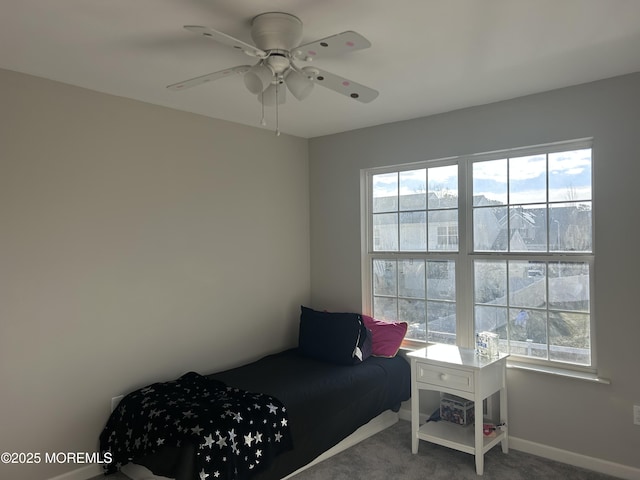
top-left (506, 360), bottom-right (610, 384)
top-left (398, 344), bottom-right (610, 384)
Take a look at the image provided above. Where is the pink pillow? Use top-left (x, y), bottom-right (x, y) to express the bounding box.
top-left (361, 315), bottom-right (408, 358)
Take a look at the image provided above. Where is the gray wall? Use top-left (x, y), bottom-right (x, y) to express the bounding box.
top-left (0, 68), bottom-right (310, 480)
top-left (309, 72), bottom-right (640, 469)
top-left (2, 65), bottom-right (639, 478)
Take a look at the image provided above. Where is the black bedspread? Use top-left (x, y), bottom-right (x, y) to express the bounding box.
top-left (134, 348), bottom-right (411, 480)
top-left (100, 372), bottom-right (291, 480)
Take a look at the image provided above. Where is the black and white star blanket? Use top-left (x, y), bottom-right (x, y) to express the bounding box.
top-left (99, 372), bottom-right (292, 480)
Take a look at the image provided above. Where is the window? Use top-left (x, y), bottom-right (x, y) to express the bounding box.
top-left (437, 225), bottom-right (458, 249)
top-left (363, 139), bottom-right (594, 369)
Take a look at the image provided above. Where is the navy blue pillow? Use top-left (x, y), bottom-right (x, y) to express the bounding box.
top-left (298, 306), bottom-right (372, 365)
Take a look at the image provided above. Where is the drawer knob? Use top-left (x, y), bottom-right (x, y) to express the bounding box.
top-left (439, 373), bottom-right (448, 381)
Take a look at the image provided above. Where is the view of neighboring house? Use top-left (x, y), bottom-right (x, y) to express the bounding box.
top-left (372, 191), bottom-right (591, 365)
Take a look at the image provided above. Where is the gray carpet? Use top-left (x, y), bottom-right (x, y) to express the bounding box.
top-left (91, 420), bottom-right (620, 480)
top-left (289, 420), bottom-right (619, 480)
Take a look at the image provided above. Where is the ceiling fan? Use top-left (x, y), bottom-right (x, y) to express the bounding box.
top-left (167, 12), bottom-right (378, 133)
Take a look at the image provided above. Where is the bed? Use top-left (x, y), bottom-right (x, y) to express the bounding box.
top-left (101, 307), bottom-right (411, 480)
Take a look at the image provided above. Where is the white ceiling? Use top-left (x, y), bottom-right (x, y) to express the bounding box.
top-left (2, 0), bottom-right (640, 138)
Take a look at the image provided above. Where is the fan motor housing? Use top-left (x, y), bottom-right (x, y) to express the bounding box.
top-left (266, 52), bottom-right (290, 75)
top-left (251, 12), bottom-right (303, 51)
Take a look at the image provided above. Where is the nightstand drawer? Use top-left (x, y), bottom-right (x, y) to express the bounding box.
top-left (415, 363), bottom-right (474, 392)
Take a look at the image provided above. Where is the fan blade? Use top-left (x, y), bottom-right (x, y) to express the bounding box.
top-left (302, 67), bottom-right (378, 103)
top-left (184, 26), bottom-right (266, 58)
top-left (293, 31), bottom-right (371, 61)
top-left (167, 65), bottom-right (251, 91)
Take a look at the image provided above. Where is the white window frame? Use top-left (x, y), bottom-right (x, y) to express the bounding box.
top-left (361, 138), bottom-right (597, 376)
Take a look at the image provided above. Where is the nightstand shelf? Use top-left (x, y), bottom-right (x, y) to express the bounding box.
top-left (408, 344), bottom-right (509, 475)
top-left (417, 421), bottom-right (506, 455)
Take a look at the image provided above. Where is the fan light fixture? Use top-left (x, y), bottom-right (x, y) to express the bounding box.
top-left (244, 63), bottom-right (273, 94)
top-left (167, 12), bottom-right (379, 136)
top-left (262, 81), bottom-right (286, 106)
top-left (284, 68), bottom-right (314, 101)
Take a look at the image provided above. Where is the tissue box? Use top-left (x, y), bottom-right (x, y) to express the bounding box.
top-left (440, 393), bottom-right (475, 426)
top-left (476, 331), bottom-right (499, 358)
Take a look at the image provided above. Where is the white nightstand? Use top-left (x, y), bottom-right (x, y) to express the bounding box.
top-left (408, 344), bottom-right (509, 475)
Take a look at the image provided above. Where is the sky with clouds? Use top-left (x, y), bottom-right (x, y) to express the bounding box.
top-left (373, 148), bottom-right (591, 206)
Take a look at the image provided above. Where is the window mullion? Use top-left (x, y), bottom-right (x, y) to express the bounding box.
top-left (457, 159), bottom-right (473, 348)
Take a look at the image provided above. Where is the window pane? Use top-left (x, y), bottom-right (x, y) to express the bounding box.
top-left (400, 169), bottom-right (426, 211)
top-left (372, 172), bottom-right (397, 213)
top-left (373, 259), bottom-right (396, 296)
top-left (400, 212), bottom-right (426, 251)
top-left (509, 205), bottom-right (547, 252)
top-left (428, 165), bottom-right (458, 209)
top-left (427, 301), bottom-right (456, 345)
top-left (474, 259), bottom-right (592, 364)
top-left (404, 314), bottom-right (426, 340)
top-left (473, 206), bottom-right (508, 251)
top-left (373, 213), bottom-right (398, 251)
top-left (400, 299), bottom-right (426, 341)
top-left (509, 154), bottom-right (547, 204)
top-left (549, 202), bottom-right (592, 252)
top-left (475, 305), bottom-right (507, 334)
top-left (509, 261), bottom-right (546, 308)
top-left (474, 260), bottom-right (507, 305)
top-left (549, 311), bottom-right (591, 365)
top-left (473, 159), bottom-right (507, 206)
top-left (427, 260), bottom-right (455, 301)
top-left (549, 149), bottom-right (592, 202)
top-left (508, 308), bottom-right (548, 359)
top-left (399, 259), bottom-right (425, 298)
top-left (548, 262), bottom-right (590, 312)
top-left (373, 296), bottom-right (397, 322)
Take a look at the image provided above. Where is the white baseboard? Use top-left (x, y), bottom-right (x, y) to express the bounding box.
top-left (509, 437), bottom-right (640, 480)
top-left (399, 407), bottom-right (640, 480)
top-left (48, 464), bottom-right (101, 480)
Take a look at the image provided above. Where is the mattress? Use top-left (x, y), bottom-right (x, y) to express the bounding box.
top-left (131, 348), bottom-right (411, 480)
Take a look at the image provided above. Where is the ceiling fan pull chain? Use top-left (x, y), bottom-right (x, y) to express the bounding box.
top-left (260, 91), bottom-right (267, 126)
top-left (275, 80), bottom-right (281, 136)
